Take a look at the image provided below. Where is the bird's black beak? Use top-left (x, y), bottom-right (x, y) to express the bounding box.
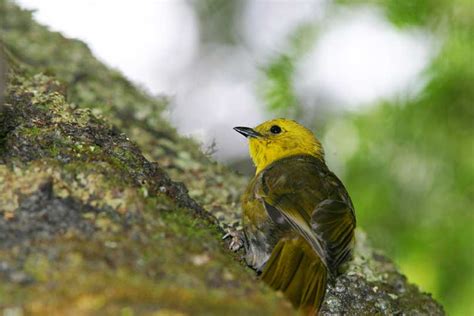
top-left (233, 126), bottom-right (262, 138)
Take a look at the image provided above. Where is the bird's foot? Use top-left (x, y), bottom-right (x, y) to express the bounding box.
top-left (223, 228), bottom-right (245, 252)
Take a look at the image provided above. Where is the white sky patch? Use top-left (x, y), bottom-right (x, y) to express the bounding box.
top-left (170, 45), bottom-right (266, 160)
top-left (294, 7), bottom-right (435, 110)
top-left (240, 0), bottom-right (327, 60)
top-left (16, 0), bottom-right (199, 93)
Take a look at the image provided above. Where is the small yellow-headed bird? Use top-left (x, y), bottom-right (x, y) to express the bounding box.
top-left (233, 118), bottom-right (356, 314)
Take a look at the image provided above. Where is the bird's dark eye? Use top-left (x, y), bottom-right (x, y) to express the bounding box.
top-left (270, 125), bottom-right (282, 134)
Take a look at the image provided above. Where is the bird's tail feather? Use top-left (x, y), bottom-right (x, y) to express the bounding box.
top-left (261, 238), bottom-right (327, 314)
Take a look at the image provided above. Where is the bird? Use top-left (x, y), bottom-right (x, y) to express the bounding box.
top-left (233, 118), bottom-right (356, 314)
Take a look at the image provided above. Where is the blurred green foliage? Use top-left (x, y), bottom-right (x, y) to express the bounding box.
top-left (259, 23), bottom-right (317, 116)
top-left (260, 1), bottom-right (473, 315)
top-left (192, 0), bottom-right (244, 44)
top-left (260, 54), bottom-right (298, 113)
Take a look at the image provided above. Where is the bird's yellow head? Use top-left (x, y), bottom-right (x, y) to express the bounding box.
top-left (234, 118), bottom-right (324, 174)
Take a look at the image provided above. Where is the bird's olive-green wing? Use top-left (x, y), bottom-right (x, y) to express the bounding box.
top-left (311, 198), bottom-right (355, 273)
top-left (256, 155), bottom-right (356, 274)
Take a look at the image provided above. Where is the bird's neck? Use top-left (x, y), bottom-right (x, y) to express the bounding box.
top-left (251, 141), bottom-right (324, 175)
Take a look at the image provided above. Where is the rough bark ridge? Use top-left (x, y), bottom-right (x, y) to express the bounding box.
top-left (0, 1), bottom-right (444, 315)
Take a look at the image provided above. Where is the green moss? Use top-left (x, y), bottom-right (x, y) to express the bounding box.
top-left (0, 58), bottom-right (295, 314)
top-left (0, 0), bottom-right (249, 231)
top-left (20, 126), bottom-right (42, 137)
top-left (0, 184), bottom-right (294, 315)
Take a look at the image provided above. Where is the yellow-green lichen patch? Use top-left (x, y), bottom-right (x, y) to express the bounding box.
top-left (0, 55), bottom-right (295, 314)
top-left (0, 164), bottom-right (49, 214)
top-left (0, 1), bottom-right (249, 234)
top-left (0, 161), bottom-right (145, 218)
top-left (1, 70), bottom-right (212, 222)
top-left (320, 230), bottom-right (444, 315)
top-left (0, 0), bottom-right (198, 166)
top-left (0, 194), bottom-right (295, 315)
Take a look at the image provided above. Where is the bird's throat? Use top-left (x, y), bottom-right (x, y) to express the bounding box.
top-left (250, 140), bottom-right (323, 175)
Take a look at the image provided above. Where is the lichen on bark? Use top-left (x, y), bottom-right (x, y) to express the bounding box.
top-left (0, 1), bottom-right (444, 315)
top-left (0, 67), bottom-right (294, 315)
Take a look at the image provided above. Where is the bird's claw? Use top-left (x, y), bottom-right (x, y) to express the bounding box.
top-left (223, 228), bottom-right (245, 252)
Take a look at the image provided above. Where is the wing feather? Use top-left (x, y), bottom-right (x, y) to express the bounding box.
top-left (264, 199), bottom-right (330, 270)
top-left (257, 155), bottom-right (356, 275)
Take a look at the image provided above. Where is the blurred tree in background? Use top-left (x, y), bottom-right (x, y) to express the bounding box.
top-left (258, 0), bottom-right (473, 315)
